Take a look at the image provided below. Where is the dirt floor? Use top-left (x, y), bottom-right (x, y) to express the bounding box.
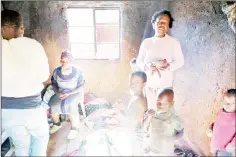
top-left (47, 118), bottom-right (90, 156)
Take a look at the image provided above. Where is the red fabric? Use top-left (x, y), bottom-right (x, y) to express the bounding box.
top-left (84, 92), bottom-right (97, 104)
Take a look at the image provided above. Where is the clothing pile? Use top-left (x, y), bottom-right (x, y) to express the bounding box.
top-left (82, 97), bottom-right (110, 116)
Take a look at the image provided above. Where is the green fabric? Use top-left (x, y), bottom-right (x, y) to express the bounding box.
top-left (78, 103), bottom-right (109, 116)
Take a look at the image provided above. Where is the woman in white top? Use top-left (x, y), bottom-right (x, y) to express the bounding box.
top-left (136, 10), bottom-right (185, 110)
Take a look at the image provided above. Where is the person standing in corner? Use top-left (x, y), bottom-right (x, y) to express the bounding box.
top-left (1, 10), bottom-right (50, 156)
top-left (136, 10), bottom-right (184, 110)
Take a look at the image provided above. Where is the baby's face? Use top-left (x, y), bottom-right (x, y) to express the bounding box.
top-left (156, 95), bottom-right (173, 113)
top-left (223, 95), bottom-right (235, 112)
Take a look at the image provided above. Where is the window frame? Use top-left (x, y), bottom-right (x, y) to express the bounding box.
top-left (67, 7), bottom-right (121, 60)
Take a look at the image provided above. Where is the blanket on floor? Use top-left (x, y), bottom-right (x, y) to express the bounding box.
top-left (81, 98), bottom-right (110, 116)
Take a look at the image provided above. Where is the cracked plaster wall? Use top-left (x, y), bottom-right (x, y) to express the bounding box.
top-left (3, 1), bottom-right (235, 155)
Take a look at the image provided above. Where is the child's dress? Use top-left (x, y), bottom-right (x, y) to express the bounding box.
top-left (147, 108), bottom-right (183, 156)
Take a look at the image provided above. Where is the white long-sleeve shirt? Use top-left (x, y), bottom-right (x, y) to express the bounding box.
top-left (136, 34), bottom-right (184, 89)
top-left (2, 37), bottom-right (50, 97)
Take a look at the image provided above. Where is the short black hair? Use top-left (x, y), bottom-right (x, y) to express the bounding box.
top-left (131, 71), bottom-right (147, 83)
top-left (130, 58), bottom-right (137, 65)
top-left (61, 51), bottom-right (74, 61)
top-left (158, 88), bottom-right (174, 100)
top-left (151, 10), bottom-right (174, 28)
top-left (226, 89), bottom-right (236, 97)
top-left (1, 9), bottom-right (23, 29)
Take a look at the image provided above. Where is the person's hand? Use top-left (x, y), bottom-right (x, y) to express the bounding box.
top-left (206, 127), bottom-right (213, 137)
top-left (145, 63), bottom-right (157, 71)
top-left (144, 63), bottom-right (161, 77)
top-left (153, 59), bottom-right (168, 69)
top-left (159, 63), bottom-right (170, 71)
top-left (59, 93), bottom-right (71, 100)
top-left (147, 109), bottom-right (156, 117)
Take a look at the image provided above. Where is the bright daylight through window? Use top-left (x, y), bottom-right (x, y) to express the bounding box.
top-left (67, 8), bottom-right (120, 60)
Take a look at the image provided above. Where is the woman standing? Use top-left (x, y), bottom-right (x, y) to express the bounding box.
top-left (136, 10), bottom-right (185, 110)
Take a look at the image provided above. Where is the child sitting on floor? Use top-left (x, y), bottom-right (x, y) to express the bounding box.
top-left (206, 89), bottom-right (236, 157)
top-left (143, 88), bottom-right (184, 156)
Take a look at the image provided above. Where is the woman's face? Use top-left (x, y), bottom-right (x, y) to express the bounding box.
top-left (60, 57), bottom-right (70, 68)
top-left (153, 15), bottom-right (170, 37)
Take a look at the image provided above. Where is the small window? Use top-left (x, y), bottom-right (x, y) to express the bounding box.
top-left (67, 8), bottom-right (120, 60)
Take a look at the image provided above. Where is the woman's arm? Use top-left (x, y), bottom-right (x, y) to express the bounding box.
top-left (37, 42), bottom-right (50, 84)
top-left (136, 40), bottom-right (147, 71)
top-left (69, 85), bottom-right (84, 95)
top-left (143, 115), bottom-right (152, 133)
top-left (143, 109), bottom-right (155, 132)
top-left (172, 115), bottom-right (184, 139)
top-left (206, 122), bottom-right (215, 137)
top-left (51, 69), bottom-right (59, 93)
top-left (166, 40), bottom-right (184, 72)
top-left (69, 70), bottom-right (85, 95)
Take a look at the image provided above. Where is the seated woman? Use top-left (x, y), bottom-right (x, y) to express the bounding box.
top-left (48, 51), bottom-right (85, 140)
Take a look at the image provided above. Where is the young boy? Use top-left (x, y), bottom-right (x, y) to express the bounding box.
top-left (126, 71), bottom-right (148, 156)
top-left (143, 88), bottom-right (184, 156)
top-left (206, 89), bottom-right (236, 157)
top-left (130, 58), bottom-right (141, 72)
